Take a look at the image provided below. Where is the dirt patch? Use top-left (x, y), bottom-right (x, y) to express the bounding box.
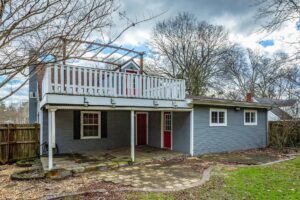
top-left (198, 148), bottom-right (291, 165)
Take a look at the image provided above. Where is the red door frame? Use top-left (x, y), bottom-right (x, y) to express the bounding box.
top-left (136, 112), bottom-right (148, 146)
top-left (162, 112), bottom-right (172, 149)
top-left (125, 69), bottom-right (138, 96)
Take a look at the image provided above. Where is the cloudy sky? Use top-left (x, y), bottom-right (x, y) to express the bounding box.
top-left (2, 0), bottom-right (299, 104)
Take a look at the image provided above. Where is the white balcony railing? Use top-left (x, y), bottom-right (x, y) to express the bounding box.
top-left (42, 64), bottom-right (186, 100)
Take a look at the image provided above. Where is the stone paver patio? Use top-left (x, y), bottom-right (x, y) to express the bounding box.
top-left (41, 146), bottom-right (184, 173)
top-left (88, 162), bottom-right (202, 190)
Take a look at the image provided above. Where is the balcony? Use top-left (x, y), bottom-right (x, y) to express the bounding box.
top-left (42, 64), bottom-right (186, 101)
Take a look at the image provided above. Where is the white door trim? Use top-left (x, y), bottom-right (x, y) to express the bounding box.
top-left (135, 112), bottom-right (148, 145)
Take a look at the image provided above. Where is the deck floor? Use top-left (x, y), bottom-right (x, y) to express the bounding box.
top-left (41, 146), bottom-right (183, 172)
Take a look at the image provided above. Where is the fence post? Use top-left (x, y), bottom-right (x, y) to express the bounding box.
top-left (6, 124), bottom-right (9, 163)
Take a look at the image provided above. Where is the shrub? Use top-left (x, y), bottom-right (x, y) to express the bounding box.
top-left (268, 120), bottom-right (300, 149)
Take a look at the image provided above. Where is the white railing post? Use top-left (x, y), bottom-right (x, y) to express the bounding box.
top-left (54, 64), bottom-right (58, 93)
top-left (78, 67), bottom-right (82, 94)
top-left (104, 71), bottom-right (107, 96)
top-left (60, 65), bottom-right (64, 93)
top-left (83, 68), bottom-right (87, 94)
top-left (48, 65), bottom-right (52, 93)
top-left (99, 70), bottom-right (102, 95)
top-left (94, 69), bottom-right (98, 95)
top-left (72, 66), bottom-right (76, 94)
top-left (118, 73), bottom-right (121, 96)
top-left (89, 68), bottom-right (92, 95)
top-left (123, 73), bottom-right (126, 97)
top-left (66, 65), bottom-right (70, 93)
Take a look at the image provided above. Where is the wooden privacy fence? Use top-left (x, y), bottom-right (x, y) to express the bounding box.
top-left (0, 124), bottom-right (39, 164)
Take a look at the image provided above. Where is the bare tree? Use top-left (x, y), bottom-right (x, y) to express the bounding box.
top-left (223, 47), bottom-right (291, 99)
top-left (0, 0), bottom-right (159, 101)
top-left (256, 0), bottom-right (300, 32)
top-left (151, 13), bottom-right (231, 96)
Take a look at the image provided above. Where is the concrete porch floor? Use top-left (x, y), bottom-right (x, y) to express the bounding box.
top-left (41, 146), bottom-right (184, 173)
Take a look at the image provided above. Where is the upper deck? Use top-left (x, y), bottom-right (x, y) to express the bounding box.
top-left (40, 63), bottom-right (189, 109)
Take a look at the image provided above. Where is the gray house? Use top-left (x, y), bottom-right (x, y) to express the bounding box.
top-left (29, 56), bottom-right (270, 170)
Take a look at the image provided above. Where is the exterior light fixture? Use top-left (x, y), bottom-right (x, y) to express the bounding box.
top-left (153, 100), bottom-right (159, 107)
top-left (235, 107), bottom-right (240, 111)
top-left (83, 96), bottom-right (89, 107)
top-left (111, 98), bottom-right (116, 107)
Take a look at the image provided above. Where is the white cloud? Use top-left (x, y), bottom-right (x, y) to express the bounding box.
top-left (229, 20), bottom-right (299, 56)
top-left (115, 29), bottom-right (151, 46)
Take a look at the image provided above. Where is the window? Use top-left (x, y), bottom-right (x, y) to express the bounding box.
top-left (164, 112), bottom-right (172, 131)
top-left (80, 111), bottom-right (101, 139)
top-left (29, 91), bottom-right (37, 98)
top-left (244, 110), bottom-right (257, 125)
top-left (209, 109), bottom-right (227, 126)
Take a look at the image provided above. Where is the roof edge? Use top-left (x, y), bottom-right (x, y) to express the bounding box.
top-left (191, 99), bottom-right (271, 109)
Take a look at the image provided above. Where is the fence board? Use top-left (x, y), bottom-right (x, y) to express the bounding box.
top-left (0, 124), bottom-right (39, 164)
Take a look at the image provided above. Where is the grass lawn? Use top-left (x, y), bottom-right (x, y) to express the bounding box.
top-left (126, 156), bottom-right (300, 200)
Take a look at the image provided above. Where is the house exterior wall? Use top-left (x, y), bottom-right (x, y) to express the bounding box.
top-left (172, 112), bottom-right (190, 154)
top-left (43, 110), bottom-right (131, 153)
top-left (193, 106), bottom-right (268, 155)
top-left (29, 66), bottom-right (38, 123)
top-left (148, 112), bottom-right (161, 148)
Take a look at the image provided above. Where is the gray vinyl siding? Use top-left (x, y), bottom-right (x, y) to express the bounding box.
top-left (172, 112), bottom-right (190, 154)
top-left (148, 112), bottom-right (161, 148)
top-left (193, 106), bottom-right (268, 155)
top-left (43, 110), bottom-right (130, 153)
top-left (29, 66), bottom-right (37, 123)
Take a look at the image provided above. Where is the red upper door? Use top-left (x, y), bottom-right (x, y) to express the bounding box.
top-left (137, 113), bottom-right (147, 145)
top-left (125, 70), bottom-right (138, 96)
top-left (163, 112), bottom-right (172, 149)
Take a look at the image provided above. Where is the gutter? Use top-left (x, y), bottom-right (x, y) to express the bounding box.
top-left (191, 99), bottom-right (271, 109)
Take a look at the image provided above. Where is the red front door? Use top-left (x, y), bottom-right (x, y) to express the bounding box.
top-left (163, 112), bottom-right (172, 149)
top-left (137, 113), bottom-right (147, 145)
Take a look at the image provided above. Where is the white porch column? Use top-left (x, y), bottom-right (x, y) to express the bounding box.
top-left (48, 109), bottom-right (56, 170)
top-left (130, 110), bottom-right (135, 162)
top-left (190, 109), bottom-right (194, 156)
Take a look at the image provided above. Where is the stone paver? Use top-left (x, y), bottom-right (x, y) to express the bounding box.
top-left (41, 146), bottom-right (183, 173)
top-left (94, 162), bottom-right (202, 190)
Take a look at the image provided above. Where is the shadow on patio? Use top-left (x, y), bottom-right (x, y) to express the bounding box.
top-left (41, 146), bottom-right (184, 172)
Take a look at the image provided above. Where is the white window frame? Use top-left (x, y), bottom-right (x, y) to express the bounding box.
top-left (244, 110), bottom-right (257, 126)
top-left (80, 111), bottom-right (101, 139)
top-left (209, 108), bottom-right (227, 127)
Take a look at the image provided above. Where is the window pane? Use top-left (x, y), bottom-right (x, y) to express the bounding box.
top-left (211, 112), bottom-right (218, 123)
top-left (93, 114), bottom-right (98, 124)
top-left (219, 112), bottom-right (225, 123)
top-left (164, 114), bottom-right (171, 131)
top-left (83, 125), bottom-right (98, 137)
top-left (83, 113), bottom-right (89, 124)
top-left (245, 112), bottom-right (250, 123)
top-left (251, 112), bottom-right (256, 123)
